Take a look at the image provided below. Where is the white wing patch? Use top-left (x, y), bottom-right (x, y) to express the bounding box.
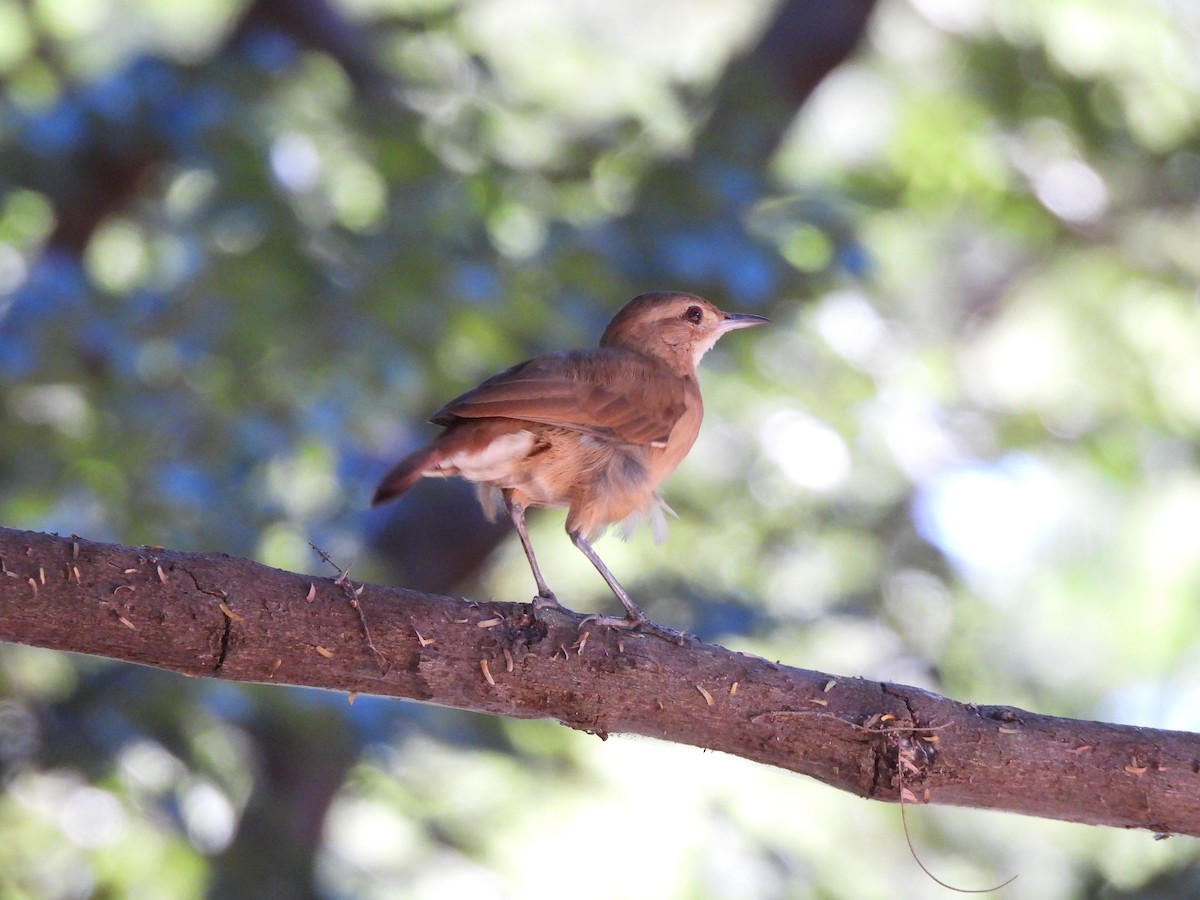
top-left (435, 431), bottom-right (536, 522)
top-left (441, 430), bottom-right (536, 483)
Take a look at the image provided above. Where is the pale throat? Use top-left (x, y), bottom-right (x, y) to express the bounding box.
top-left (691, 331), bottom-right (723, 365)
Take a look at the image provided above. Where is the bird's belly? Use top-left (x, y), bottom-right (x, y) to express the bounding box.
top-left (447, 426), bottom-right (666, 539)
top-left (554, 435), bottom-right (666, 539)
top-left (503, 433), bottom-right (646, 504)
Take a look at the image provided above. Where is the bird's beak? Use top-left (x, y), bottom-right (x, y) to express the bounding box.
top-left (719, 312), bottom-right (771, 333)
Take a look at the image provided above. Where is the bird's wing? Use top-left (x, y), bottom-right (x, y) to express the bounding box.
top-left (431, 349), bottom-right (686, 446)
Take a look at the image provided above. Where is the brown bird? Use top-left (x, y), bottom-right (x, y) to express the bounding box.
top-left (372, 291), bottom-right (768, 635)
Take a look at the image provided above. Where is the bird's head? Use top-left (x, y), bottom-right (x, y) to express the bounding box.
top-left (600, 292), bottom-right (769, 371)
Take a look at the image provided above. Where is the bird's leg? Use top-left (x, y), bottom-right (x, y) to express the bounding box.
top-left (569, 530), bottom-right (690, 643)
top-left (568, 529), bottom-right (645, 620)
top-left (504, 493), bottom-right (567, 611)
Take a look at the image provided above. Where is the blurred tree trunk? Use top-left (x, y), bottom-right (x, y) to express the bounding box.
top-left (704, 0), bottom-right (880, 164)
top-left (208, 705), bottom-right (357, 900)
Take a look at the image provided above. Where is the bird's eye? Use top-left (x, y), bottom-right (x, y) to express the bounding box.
top-left (683, 305), bottom-right (703, 324)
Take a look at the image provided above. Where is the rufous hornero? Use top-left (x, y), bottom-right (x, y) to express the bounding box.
top-left (373, 292), bottom-right (768, 639)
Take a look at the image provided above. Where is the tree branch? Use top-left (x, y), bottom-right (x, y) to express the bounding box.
top-left (1, 525), bottom-right (1196, 836)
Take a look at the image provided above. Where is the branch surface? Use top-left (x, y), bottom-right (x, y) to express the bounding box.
top-left (0, 526), bottom-right (1197, 836)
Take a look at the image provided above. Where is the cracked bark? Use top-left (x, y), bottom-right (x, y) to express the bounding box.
top-left (1, 525), bottom-right (1198, 836)
top-left (215, 614), bottom-right (233, 673)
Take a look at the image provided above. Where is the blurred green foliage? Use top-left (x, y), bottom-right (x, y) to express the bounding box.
top-left (2, 0), bottom-right (1200, 897)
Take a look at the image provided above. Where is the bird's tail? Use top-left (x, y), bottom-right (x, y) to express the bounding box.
top-left (371, 446), bottom-right (439, 506)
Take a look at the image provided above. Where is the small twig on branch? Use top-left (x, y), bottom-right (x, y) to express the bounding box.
top-left (309, 541), bottom-right (389, 675)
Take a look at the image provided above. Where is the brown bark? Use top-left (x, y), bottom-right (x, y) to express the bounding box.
top-left (0, 525), bottom-right (1197, 837)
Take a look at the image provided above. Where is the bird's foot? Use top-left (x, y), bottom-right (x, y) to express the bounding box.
top-left (532, 592), bottom-right (575, 615)
top-left (579, 613), bottom-right (692, 646)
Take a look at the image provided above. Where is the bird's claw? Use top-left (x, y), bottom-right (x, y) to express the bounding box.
top-left (579, 613), bottom-right (692, 645)
top-left (532, 593), bottom-right (575, 614)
